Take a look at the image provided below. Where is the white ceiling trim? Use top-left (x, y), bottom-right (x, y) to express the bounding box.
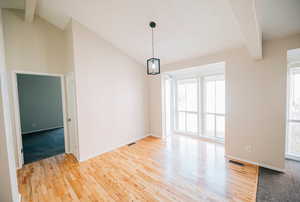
top-left (228, 0), bottom-right (262, 59)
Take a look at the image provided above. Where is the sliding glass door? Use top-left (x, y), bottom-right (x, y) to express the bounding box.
top-left (174, 74), bottom-right (225, 141)
top-left (287, 68), bottom-right (300, 158)
top-left (203, 75), bottom-right (225, 139)
top-left (176, 79), bottom-right (198, 134)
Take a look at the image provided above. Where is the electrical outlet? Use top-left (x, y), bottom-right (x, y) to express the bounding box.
top-left (32, 123), bottom-right (36, 128)
top-left (245, 145), bottom-right (252, 152)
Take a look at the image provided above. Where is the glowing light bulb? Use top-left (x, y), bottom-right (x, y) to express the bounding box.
top-left (151, 62), bottom-right (156, 69)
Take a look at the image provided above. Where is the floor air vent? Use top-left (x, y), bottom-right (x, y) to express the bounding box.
top-left (229, 160), bottom-right (245, 166)
top-left (128, 142), bottom-right (136, 146)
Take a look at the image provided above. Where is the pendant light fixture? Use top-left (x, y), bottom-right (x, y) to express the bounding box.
top-left (147, 21), bottom-right (160, 75)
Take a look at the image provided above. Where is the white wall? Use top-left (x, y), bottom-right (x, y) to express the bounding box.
top-left (0, 8), bottom-right (19, 202)
top-left (2, 9), bottom-right (149, 167)
top-left (2, 9), bottom-right (67, 74)
top-left (64, 22), bottom-right (75, 73)
top-left (2, 9), bottom-right (68, 166)
top-left (2, 3), bottom-right (297, 175)
top-left (149, 34), bottom-right (300, 170)
top-left (69, 20), bottom-right (149, 161)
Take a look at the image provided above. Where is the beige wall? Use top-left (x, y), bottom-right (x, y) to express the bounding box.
top-left (2, 9), bottom-right (68, 167)
top-left (69, 20), bottom-right (149, 161)
top-left (2, 9), bottom-right (67, 74)
top-left (2, 9), bottom-right (149, 165)
top-left (149, 34), bottom-right (300, 170)
top-left (64, 22), bottom-right (75, 73)
top-left (0, 8), bottom-right (19, 202)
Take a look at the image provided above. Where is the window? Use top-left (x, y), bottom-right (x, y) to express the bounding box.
top-left (287, 68), bottom-right (300, 157)
top-left (174, 74), bottom-right (225, 141)
top-left (203, 75), bottom-right (225, 139)
top-left (176, 79), bottom-right (198, 134)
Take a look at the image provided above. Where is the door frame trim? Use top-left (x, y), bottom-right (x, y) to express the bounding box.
top-left (65, 72), bottom-right (80, 160)
top-left (12, 70), bottom-right (69, 168)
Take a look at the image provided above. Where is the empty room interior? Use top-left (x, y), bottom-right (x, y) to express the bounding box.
top-left (0, 0), bottom-right (300, 202)
top-left (16, 73), bottom-right (66, 164)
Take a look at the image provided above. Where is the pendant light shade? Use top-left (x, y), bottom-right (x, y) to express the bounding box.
top-left (147, 58), bottom-right (160, 75)
top-left (147, 21), bottom-right (160, 75)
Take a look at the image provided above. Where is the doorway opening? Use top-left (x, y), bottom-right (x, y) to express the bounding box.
top-left (286, 48), bottom-right (300, 161)
top-left (13, 72), bottom-right (69, 165)
top-left (162, 62), bottom-right (226, 143)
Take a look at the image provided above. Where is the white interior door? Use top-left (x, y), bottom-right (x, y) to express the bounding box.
top-left (65, 72), bottom-right (79, 159)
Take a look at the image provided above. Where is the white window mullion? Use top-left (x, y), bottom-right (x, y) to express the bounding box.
top-left (214, 80), bottom-right (217, 138)
top-left (200, 77), bottom-right (205, 136)
top-left (175, 80), bottom-right (179, 131)
top-left (184, 84), bottom-right (187, 133)
top-left (197, 77), bottom-right (200, 136)
top-left (170, 78), bottom-right (175, 133)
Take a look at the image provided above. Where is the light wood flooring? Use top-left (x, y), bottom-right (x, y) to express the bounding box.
top-left (18, 135), bottom-right (259, 202)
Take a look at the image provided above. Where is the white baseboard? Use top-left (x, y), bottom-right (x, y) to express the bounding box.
top-left (148, 133), bottom-right (161, 138)
top-left (285, 154), bottom-right (300, 162)
top-left (225, 154), bottom-right (285, 172)
top-left (22, 126), bottom-right (63, 135)
top-left (79, 134), bottom-right (150, 162)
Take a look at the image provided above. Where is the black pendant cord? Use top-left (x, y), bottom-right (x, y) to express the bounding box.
top-left (147, 21), bottom-right (160, 75)
top-left (152, 28), bottom-right (154, 58)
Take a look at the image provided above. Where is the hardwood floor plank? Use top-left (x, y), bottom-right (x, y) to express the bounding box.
top-left (18, 135), bottom-right (258, 202)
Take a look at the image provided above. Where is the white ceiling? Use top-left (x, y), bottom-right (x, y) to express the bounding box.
top-left (37, 0), bottom-right (244, 65)
top-left (2, 0), bottom-right (300, 65)
top-left (256, 0), bottom-right (300, 40)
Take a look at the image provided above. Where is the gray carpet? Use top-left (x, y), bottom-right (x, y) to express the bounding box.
top-left (22, 128), bottom-right (65, 164)
top-left (257, 159), bottom-right (300, 202)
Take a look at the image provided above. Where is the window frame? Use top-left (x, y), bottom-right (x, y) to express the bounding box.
top-left (173, 73), bottom-right (225, 141)
top-left (202, 75), bottom-right (225, 140)
top-left (286, 67), bottom-right (300, 159)
top-left (175, 78), bottom-right (199, 135)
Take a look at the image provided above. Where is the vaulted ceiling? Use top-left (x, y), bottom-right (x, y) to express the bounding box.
top-left (1, 0), bottom-right (300, 65)
top-left (37, 0), bottom-right (245, 64)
